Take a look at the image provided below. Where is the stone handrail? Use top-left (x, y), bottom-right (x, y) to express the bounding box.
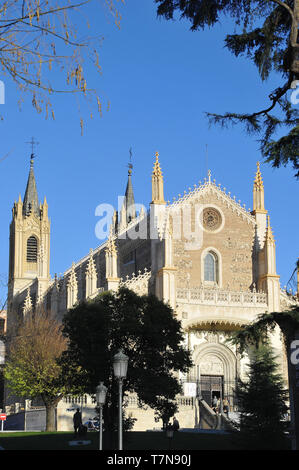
top-left (125, 394), bottom-right (195, 409)
top-left (177, 286), bottom-right (267, 306)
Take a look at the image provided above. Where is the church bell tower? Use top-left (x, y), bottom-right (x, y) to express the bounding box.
top-left (8, 150), bottom-right (51, 309)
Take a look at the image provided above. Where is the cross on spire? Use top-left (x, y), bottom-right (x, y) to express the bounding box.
top-left (26, 137), bottom-right (39, 162)
top-left (23, 138), bottom-right (39, 216)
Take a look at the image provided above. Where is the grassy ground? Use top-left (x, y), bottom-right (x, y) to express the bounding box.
top-left (0, 430), bottom-right (238, 451)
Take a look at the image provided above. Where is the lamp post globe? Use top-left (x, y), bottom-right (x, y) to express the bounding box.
top-left (113, 349), bottom-right (128, 379)
top-left (96, 381), bottom-right (107, 451)
top-left (96, 382), bottom-right (107, 406)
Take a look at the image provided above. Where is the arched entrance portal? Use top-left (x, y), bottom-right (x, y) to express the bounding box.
top-left (193, 340), bottom-right (237, 408)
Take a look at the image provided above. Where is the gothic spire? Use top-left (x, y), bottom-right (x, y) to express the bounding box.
top-left (252, 161), bottom-right (266, 214)
top-left (265, 215), bottom-right (275, 245)
top-left (125, 165), bottom-right (136, 223)
top-left (120, 150), bottom-right (137, 226)
top-left (151, 151), bottom-right (165, 204)
top-left (23, 153), bottom-right (39, 217)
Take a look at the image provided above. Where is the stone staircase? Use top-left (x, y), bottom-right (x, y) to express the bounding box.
top-left (198, 399), bottom-right (239, 432)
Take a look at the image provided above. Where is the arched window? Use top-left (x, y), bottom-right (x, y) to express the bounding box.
top-left (27, 236), bottom-right (38, 262)
top-left (204, 251), bottom-right (218, 282)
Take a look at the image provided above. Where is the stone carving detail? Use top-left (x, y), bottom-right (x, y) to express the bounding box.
top-left (86, 250), bottom-right (97, 297)
top-left (202, 207), bottom-right (222, 231)
top-left (24, 218), bottom-right (40, 231)
top-left (119, 268), bottom-right (151, 296)
top-left (23, 288), bottom-right (33, 314)
top-left (173, 239), bottom-right (192, 287)
top-left (67, 263), bottom-right (78, 308)
top-left (200, 354), bottom-right (224, 375)
top-left (204, 332), bottom-right (219, 343)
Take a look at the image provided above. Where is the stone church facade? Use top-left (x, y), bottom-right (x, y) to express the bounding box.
top-left (6, 151), bottom-right (296, 430)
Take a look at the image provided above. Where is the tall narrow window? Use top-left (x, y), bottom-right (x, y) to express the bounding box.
top-left (27, 236), bottom-right (38, 262)
top-left (204, 252), bottom-right (218, 282)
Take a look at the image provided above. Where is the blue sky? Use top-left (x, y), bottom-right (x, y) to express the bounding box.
top-left (0, 0), bottom-right (298, 301)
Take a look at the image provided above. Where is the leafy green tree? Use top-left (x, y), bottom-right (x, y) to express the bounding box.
top-left (155, 0), bottom-right (299, 177)
top-left (4, 310), bottom-right (84, 431)
top-left (235, 344), bottom-right (289, 449)
top-left (62, 287), bottom-right (193, 439)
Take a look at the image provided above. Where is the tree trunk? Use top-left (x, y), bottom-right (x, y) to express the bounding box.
top-left (287, 333), bottom-right (299, 450)
top-left (291, 0), bottom-right (299, 78)
top-left (45, 402), bottom-right (56, 431)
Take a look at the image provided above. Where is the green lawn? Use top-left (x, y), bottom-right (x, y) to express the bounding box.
top-left (0, 430), bottom-right (291, 451)
top-left (0, 430), bottom-right (238, 451)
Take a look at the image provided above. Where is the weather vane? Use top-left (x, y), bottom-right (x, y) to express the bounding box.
top-left (26, 137), bottom-right (39, 160)
top-left (128, 146), bottom-right (133, 172)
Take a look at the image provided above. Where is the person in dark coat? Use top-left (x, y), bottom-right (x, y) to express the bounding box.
top-left (173, 417), bottom-right (180, 431)
top-left (73, 408), bottom-right (82, 436)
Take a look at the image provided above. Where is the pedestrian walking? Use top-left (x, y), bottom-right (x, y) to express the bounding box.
top-left (223, 397), bottom-right (230, 417)
top-left (212, 395), bottom-right (218, 412)
top-left (73, 408), bottom-right (82, 436)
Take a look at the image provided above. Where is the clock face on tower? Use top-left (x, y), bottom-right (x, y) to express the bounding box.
top-left (202, 207), bottom-right (222, 232)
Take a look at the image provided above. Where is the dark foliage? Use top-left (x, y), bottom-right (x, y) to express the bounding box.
top-left (155, 0), bottom-right (299, 177)
top-left (234, 345), bottom-right (289, 449)
top-left (61, 288), bottom-right (192, 435)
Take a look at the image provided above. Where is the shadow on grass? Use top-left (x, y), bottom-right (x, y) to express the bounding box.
top-left (0, 431), bottom-right (240, 451)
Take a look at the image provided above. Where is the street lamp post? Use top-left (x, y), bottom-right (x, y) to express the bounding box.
top-left (165, 424), bottom-right (174, 450)
top-left (113, 349), bottom-right (129, 450)
top-left (96, 381), bottom-right (107, 450)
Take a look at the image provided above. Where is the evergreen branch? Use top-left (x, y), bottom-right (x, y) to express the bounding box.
top-left (268, 0), bottom-right (294, 19)
top-left (155, 0), bottom-right (299, 176)
top-left (228, 307), bottom-right (299, 355)
top-left (206, 111), bottom-right (261, 134)
top-left (262, 124), bottom-right (299, 176)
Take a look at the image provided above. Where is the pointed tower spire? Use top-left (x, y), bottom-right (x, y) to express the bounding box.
top-left (105, 227), bottom-right (119, 291)
top-left (208, 169), bottom-right (212, 184)
top-left (252, 161), bottom-right (266, 214)
top-left (86, 249), bottom-right (97, 298)
top-left (125, 164), bottom-right (136, 223)
top-left (23, 153), bottom-right (39, 217)
top-left (258, 214), bottom-right (280, 310)
top-left (119, 150), bottom-right (137, 227)
top-left (106, 225), bottom-right (117, 255)
top-left (67, 262), bottom-right (78, 308)
top-left (151, 151), bottom-right (165, 204)
top-left (265, 215), bottom-right (275, 245)
top-left (8, 140), bottom-right (51, 322)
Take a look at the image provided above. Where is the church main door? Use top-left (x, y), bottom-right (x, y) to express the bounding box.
top-left (199, 375), bottom-right (223, 407)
